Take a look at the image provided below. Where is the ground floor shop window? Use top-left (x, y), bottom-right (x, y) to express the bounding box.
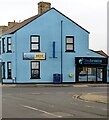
top-left (31, 61), bottom-right (40, 79)
top-left (108, 69), bottom-right (109, 77)
top-left (77, 67), bottom-right (105, 82)
top-left (75, 57), bottom-right (107, 83)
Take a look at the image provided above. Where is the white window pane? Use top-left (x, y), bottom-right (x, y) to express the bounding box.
top-left (8, 45), bottom-right (11, 50)
top-left (67, 44), bottom-right (73, 50)
top-left (32, 62), bottom-right (39, 69)
top-left (67, 38), bottom-right (73, 43)
top-left (8, 38), bottom-right (11, 44)
top-left (32, 44), bottom-right (39, 50)
top-left (31, 36), bottom-right (39, 42)
top-left (8, 63), bottom-right (11, 69)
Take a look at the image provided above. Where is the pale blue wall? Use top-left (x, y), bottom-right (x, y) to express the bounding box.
top-left (107, 58), bottom-right (109, 82)
top-left (14, 9), bottom-right (89, 83)
top-left (1, 34), bottom-right (16, 83)
top-left (1, 8), bottom-right (107, 83)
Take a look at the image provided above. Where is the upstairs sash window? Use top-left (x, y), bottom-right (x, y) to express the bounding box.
top-left (2, 38), bottom-right (5, 53)
top-left (66, 36), bottom-right (74, 52)
top-left (30, 35), bottom-right (40, 52)
top-left (7, 37), bottom-right (12, 52)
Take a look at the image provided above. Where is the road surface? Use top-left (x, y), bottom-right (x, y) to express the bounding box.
top-left (2, 85), bottom-right (108, 118)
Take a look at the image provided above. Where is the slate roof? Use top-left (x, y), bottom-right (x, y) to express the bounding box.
top-left (2, 14), bottom-right (38, 35)
top-left (96, 50), bottom-right (109, 57)
top-left (2, 8), bottom-right (89, 35)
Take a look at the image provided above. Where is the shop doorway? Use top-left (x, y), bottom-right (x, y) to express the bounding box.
top-left (77, 67), bottom-right (104, 82)
top-left (97, 68), bottom-right (103, 81)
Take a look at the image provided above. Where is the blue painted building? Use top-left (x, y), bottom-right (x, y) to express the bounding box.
top-left (0, 2), bottom-right (108, 83)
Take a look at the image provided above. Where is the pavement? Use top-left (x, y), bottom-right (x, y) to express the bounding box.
top-left (0, 83), bottom-right (108, 104)
top-left (73, 93), bottom-right (107, 104)
top-left (0, 83), bottom-right (108, 87)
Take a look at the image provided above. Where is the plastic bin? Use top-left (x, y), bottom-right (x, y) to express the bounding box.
top-left (53, 74), bottom-right (61, 83)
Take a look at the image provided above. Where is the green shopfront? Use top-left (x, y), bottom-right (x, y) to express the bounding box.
top-left (75, 57), bottom-right (108, 83)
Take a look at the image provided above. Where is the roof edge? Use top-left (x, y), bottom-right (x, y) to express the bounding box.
top-left (89, 49), bottom-right (109, 57)
top-left (52, 7), bottom-right (90, 33)
top-left (2, 7), bottom-right (90, 35)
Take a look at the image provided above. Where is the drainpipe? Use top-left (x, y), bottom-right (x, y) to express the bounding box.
top-left (15, 32), bottom-right (17, 83)
top-left (61, 21), bottom-right (63, 83)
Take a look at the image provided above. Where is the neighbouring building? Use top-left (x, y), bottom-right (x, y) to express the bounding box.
top-left (95, 50), bottom-right (109, 83)
top-left (107, 2), bottom-right (109, 83)
top-left (0, 2), bottom-right (108, 83)
top-left (107, 55), bottom-right (109, 82)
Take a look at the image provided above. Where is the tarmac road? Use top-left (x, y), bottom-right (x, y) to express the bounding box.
top-left (2, 84), bottom-right (108, 118)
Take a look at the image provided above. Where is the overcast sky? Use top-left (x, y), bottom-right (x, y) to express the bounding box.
top-left (0, 0), bottom-right (108, 53)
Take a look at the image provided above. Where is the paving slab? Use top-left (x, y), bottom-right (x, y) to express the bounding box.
top-left (0, 83), bottom-right (108, 88)
top-left (79, 93), bottom-right (107, 104)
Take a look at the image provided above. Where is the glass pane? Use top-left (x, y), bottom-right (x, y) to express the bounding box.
top-left (8, 70), bottom-right (11, 78)
top-left (66, 38), bottom-right (73, 43)
top-left (32, 70), bottom-right (39, 78)
top-left (78, 67), bottom-right (87, 82)
top-left (31, 36), bottom-right (39, 42)
top-left (2, 63), bottom-right (5, 78)
top-left (97, 68), bottom-right (103, 81)
top-left (8, 38), bottom-right (11, 44)
top-left (108, 69), bottom-right (109, 77)
top-left (8, 63), bottom-right (11, 69)
top-left (67, 44), bottom-right (73, 50)
top-left (2, 39), bottom-right (5, 52)
top-left (8, 45), bottom-right (11, 51)
top-left (32, 44), bottom-right (39, 50)
top-left (32, 62), bottom-right (39, 69)
top-left (88, 68), bottom-right (96, 82)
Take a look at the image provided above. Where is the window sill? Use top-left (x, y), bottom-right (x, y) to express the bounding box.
top-left (30, 77), bottom-right (41, 79)
top-left (65, 50), bottom-right (75, 53)
top-left (6, 51), bottom-right (12, 53)
top-left (30, 50), bottom-right (40, 52)
top-left (7, 78), bottom-right (12, 79)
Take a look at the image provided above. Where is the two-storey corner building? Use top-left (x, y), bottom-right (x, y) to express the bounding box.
top-left (0, 2), bottom-right (108, 84)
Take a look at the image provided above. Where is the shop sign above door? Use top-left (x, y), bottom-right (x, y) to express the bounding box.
top-left (23, 53), bottom-right (46, 60)
top-left (75, 57), bottom-right (108, 66)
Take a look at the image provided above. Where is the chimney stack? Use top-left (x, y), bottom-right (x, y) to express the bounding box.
top-left (8, 20), bottom-right (18, 28)
top-left (38, 1), bottom-right (51, 15)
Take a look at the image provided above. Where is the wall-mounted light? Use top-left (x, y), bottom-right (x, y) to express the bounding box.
top-left (69, 73), bottom-right (74, 78)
